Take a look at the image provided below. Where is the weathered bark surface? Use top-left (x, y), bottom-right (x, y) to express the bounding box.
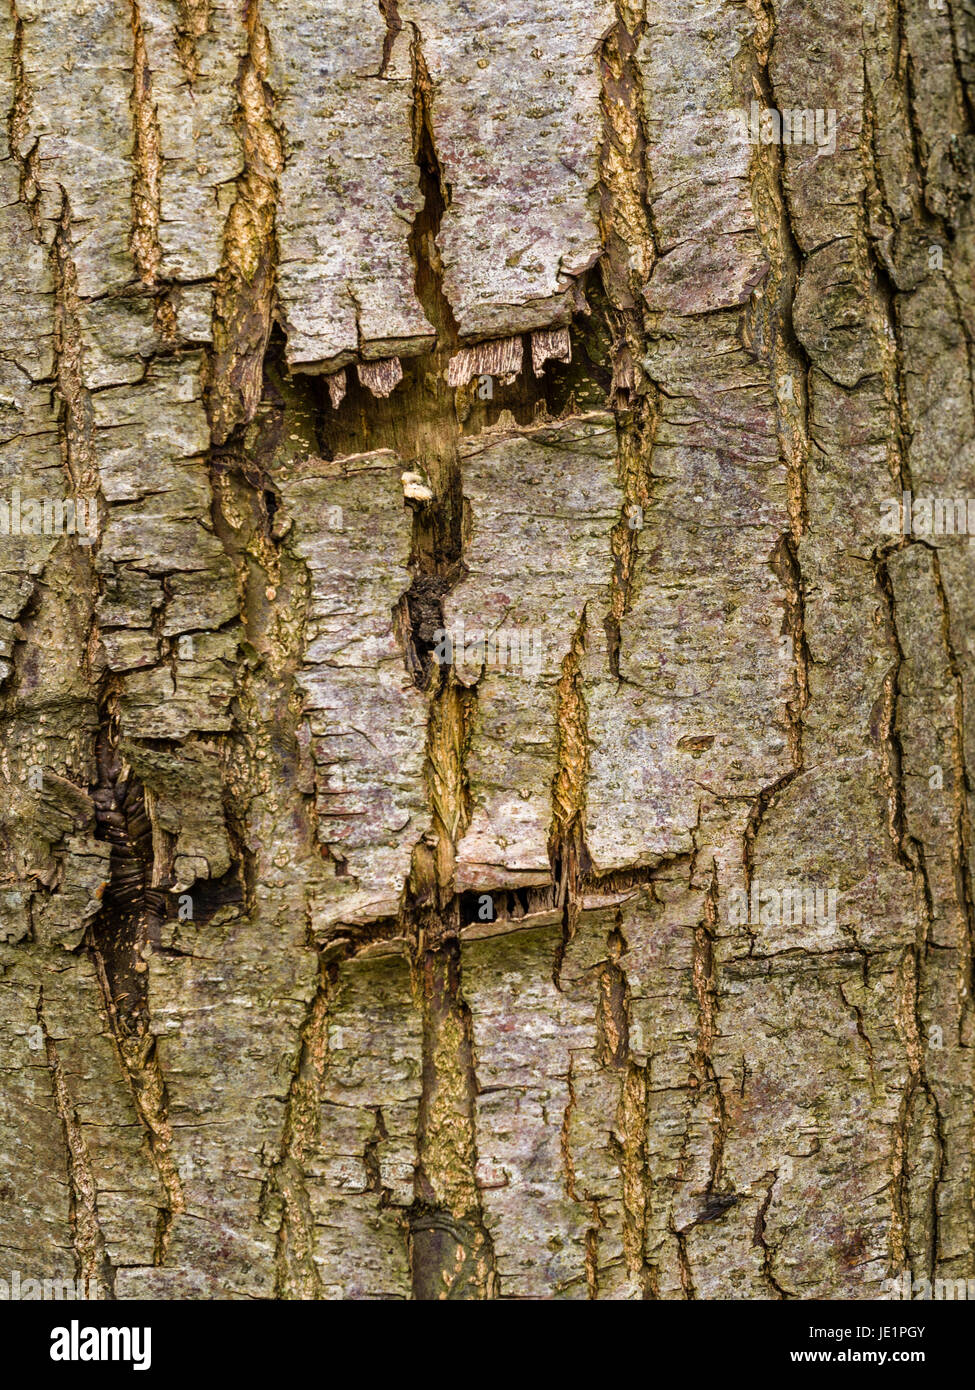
top-left (0, 0), bottom-right (973, 1300)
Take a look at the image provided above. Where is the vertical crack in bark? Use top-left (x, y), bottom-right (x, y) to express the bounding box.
top-left (410, 938), bottom-right (497, 1299)
top-left (206, 0), bottom-right (284, 445)
top-left (596, 0), bottom-right (656, 392)
top-left (929, 547), bottom-right (975, 990)
top-left (37, 987), bottom-right (115, 1298)
top-left (606, 400), bottom-right (655, 679)
top-left (87, 719), bottom-right (185, 1264)
top-left (423, 672), bottom-right (474, 892)
top-left (583, 1218), bottom-right (600, 1299)
top-left (401, 629), bottom-right (495, 1299)
top-left (945, 0), bottom-right (975, 129)
top-left (405, 570), bottom-right (495, 1299)
top-left (872, 553), bottom-right (946, 1279)
top-left (673, 1220), bottom-right (696, 1299)
top-left (400, 614), bottom-right (495, 1295)
top-left (550, 606), bottom-right (592, 918)
top-left (362, 1106), bottom-right (390, 1197)
top-left (693, 868), bottom-right (729, 1203)
top-left (596, 0), bottom-right (660, 676)
top-left (740, 770), bottom-right (792, 957)
top-left (749, 0), bottom-right (812, 772)
top-left (556, 1052), bottom-right (613, 1296)
top-left (891, 949), bottom-right (946, 1282)
top-left (394, 18), bottom-right (464, 675)
top-left (51, 192), bottom-right (99, 496)
top-left (600, 916), bottom-right (654, 1295)
top-left (839, 979), bottom-right (880, 1096)
top-left (862, 25), bottom-right (975, 471)
top-left (264, 967), bottom-right (329, 1299)
top-left (174, 0), bottom-right (210, 85)
top-left (617, 1050), bottom-right (652, 1295)
top-left (128, 0), bottom-right (163, 291)
top-left (376, 0), bottom-right (402, 79)
top-left (559, 1049), bottom-right (580, 1202)
top-left (48, 184), bottom-right (108, 689)
top-left (771, 533), bottom-right (810, 772)
top-left (873, 553), bottom-right (933, 899)
top-left (893, 0), bottom-right (932, 198)
top-left (6, 0), bottom-right (41, 240)
top-left (407, 24), bottom-right (455, 350)
top-left (862, 163), bottom-right (915, 506)
top-left (752, 1170), bottom-right (791, 1298)
top-left (597, 942), bottom-right (630, 1070)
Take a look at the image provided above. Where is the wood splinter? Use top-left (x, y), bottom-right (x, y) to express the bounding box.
top-left (327, 368), bottom-right (347, 409)
top-left (447, 335), bottom-right (523, 389)
top-left (357, 357), bottom-right (403, 397)
top-left (531, 325), bottom-right (571, 375)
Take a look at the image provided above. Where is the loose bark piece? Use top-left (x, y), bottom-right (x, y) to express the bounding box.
top-left (530, 327), bottom-right (571, 375)
top-left (446, 336), bottom-right (523, 389)
top-left (356, 357), bottom-right (404, 398)
top-left (327, 370), bottom-right (347, 410)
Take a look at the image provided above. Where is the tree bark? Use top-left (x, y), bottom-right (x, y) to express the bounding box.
top-left (0, 0), bottom-right (973, 1301)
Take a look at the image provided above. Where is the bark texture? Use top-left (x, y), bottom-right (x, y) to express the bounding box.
top-left (0, 0), bottom-right (974, 1300)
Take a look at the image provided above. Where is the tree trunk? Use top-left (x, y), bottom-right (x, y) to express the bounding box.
top-left (1, 0), bottom-right (973, 1301)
